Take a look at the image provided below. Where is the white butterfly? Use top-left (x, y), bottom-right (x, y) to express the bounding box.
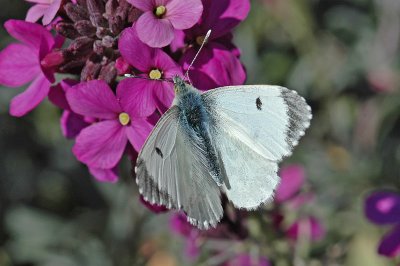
top-left (135, 74), bottom-right (312, 230)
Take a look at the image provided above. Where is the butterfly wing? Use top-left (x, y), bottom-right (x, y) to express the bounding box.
top-left (202, 85), bottom-right (312, 209)
top-left (135, 106), bottom-right (223, 229)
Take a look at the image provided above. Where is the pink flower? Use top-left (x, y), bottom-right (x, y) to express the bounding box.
top-left (365, 191), bottom-right (400, 257)
top-left (118, 26), bottom-right (182, 116)
top-left (0, 20), bottom-right (62, 116)
top-left (25, 0), bottom-right (62, 25)
top-left (89, 167), bottom-right (119, 183)
top-left (127, 0), bottom-right (203, 47)
top-left (275, 164), bottom-right (305, 203)
top-left (180, 0), bottom-right (250, 90)
top-left (48, 79), bottom-right (91, 139)
top-left (286, 216), bottom-right (325, 242)
top-left (66, 80), bottom-right (154, 171)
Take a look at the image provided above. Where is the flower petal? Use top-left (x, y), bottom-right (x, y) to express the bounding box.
top-left (275, 165), bottom-right (305, 203)
top-left (127, 0), bottom-right (155, 11)
top-left (60, 110), bottom-right (90, 139)
top-left (165, 0), bottom-right (203, 29)
top-left (5, 19), bottom-right (54, 50)
top-left (0, 44), bottom-right (40, 87)
top-left (199, 0), bottom-right (250, 39)
top-left (25, 4), bottom-right (47, 23)
top-left (42, 0), bottom-right (62, 25)
top-left (89, 166), bottom-right (119, 183)
top-left (152, 81), bottom-right (175, 113)
top-left (126, 118), bottom-right (154, 152)
top-left (10, 73), bottom-right (51, 117)
top-left (365, 191), bottom-right (400, 225)
top-left (286, 216), bottom-right (325, 242)
top-left (378, 224), bottom-right (400, 257)
top-left (117, 78), bottom-right (156, 117)
top-left (154, 49), bottom-right (182, 78)
top-left (48, 79), bottom-right (77, 110)
top-left (118, 26), bottom-right (155, 72)
top-left (170, 214), bottom-right (194, 236)
top-left (66, 80), bottom-right (121, 119)
top-left (182, 43), bottom-right (246, 89)
top-left (136, 12), bottom-right (175, 47)
top-left (73, 120), bottom-right (127, 169)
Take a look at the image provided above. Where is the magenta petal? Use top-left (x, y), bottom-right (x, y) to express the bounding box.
top-left (48, 79), bottom-right (78, 110)
top-left (60, 110), bottom-right (90, 139)
top-left (365, 191), bottom-right (400, 225)
top-left (118, 26), bottom-right (155, 72)
top-left (154, 49), bottom-right (182, 78)
top-left (378, 224), bottom-right (400, 257)
top-left (286, 216), bottom-right (325, 242)
top-left (117, 78), bottom-right (156, 117)
top-left (166, 0), bottom-right (203, 29)
top-left (127, 0), bottom-right (154, 11)
top-left (276, 165), bottom-right (305, 203)
top-left (200, 0), bottom-right (250, 39)
top-left (170, 214), bottom-right (194, 236)
top-left (10, 73), bottom-right (51, 117)
top-left (126, 118), bottom-right (154, 152)
top-left (42, 0), bottom-right (61, 25)
top-left (26, 4), bottom-right (48, 23)
top-left (170, 29), bottom-right (185, 52)
top-left (182, 43), bottom-right (246, 89)
top-left (0, 44), bottom-right (40, 87)
top-left (152, 81), bottom-right (175, 112)
top-left (89, 166), bottom-right (119, 183)
top-left (66, 80), bottom-right (121, 119)
top-left (136, 12), bottom-right (175, 47)
top-left (73, 120), bottom-right (127, 169)
top-left (5, 19), bottom-right (54, 50)
top-left (185, 232), bottom-right (200, 260)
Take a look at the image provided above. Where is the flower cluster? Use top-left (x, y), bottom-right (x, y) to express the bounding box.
top-left (364, 191), bottom-right (400, 258)
top-left (169, 164), bottom-right (325, 264)
top-left (0, 0), bottom-right (249, 182)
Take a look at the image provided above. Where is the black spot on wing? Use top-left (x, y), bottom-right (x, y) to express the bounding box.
top-left (155, 147), bottom-right (163, 158)
top-left (256, 97), bottom-right (262, 110)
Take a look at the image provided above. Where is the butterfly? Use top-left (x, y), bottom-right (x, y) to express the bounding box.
top-left (134, 75), bottom-right (312, 230)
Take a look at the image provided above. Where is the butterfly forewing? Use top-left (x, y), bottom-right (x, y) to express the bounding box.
top-left (202, 85), bottom-right (312, 209)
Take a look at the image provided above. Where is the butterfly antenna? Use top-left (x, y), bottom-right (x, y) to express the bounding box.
top-left (184, 29), bottom-right (211, 81)
top-left (124, 74), bottom-right (173, 83)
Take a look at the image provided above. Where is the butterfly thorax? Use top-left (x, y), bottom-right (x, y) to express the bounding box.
top-left (173, 78), bottom-right (224, 186)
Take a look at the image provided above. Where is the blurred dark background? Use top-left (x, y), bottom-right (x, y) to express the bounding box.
top-left (0, 0), bottom-right (399, 265)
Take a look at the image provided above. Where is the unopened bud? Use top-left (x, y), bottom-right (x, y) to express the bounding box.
top-left (41, 50), bottom-right (64, 68)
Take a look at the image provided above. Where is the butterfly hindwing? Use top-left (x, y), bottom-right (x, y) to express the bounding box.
top-left (135, 106), bottom-right (223, 229)
top-left (202, 85), bottom-right (312, 209)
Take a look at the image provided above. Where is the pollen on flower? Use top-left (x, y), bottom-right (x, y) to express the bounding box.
top-left (154, 6), bottom-right (167, 18)
top-left (149, 69), bottom-right (162, 80)
top-left (119, 112), bottom-right (130, 126)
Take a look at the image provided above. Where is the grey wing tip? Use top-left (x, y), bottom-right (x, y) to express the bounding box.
top-left (280, 88), bottom-right (312, 154)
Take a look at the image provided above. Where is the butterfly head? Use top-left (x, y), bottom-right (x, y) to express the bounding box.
top-left (173, 75), bottom-right (191, 95)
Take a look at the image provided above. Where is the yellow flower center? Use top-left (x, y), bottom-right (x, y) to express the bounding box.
top-left (119, 112), bottom-right (130, 126)
top-left (149, 69), bottom-right (162, 80)
top-left (196, 35), bottom-right (206, 46)
top-left (155, 5), bottom-right (166, 17)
